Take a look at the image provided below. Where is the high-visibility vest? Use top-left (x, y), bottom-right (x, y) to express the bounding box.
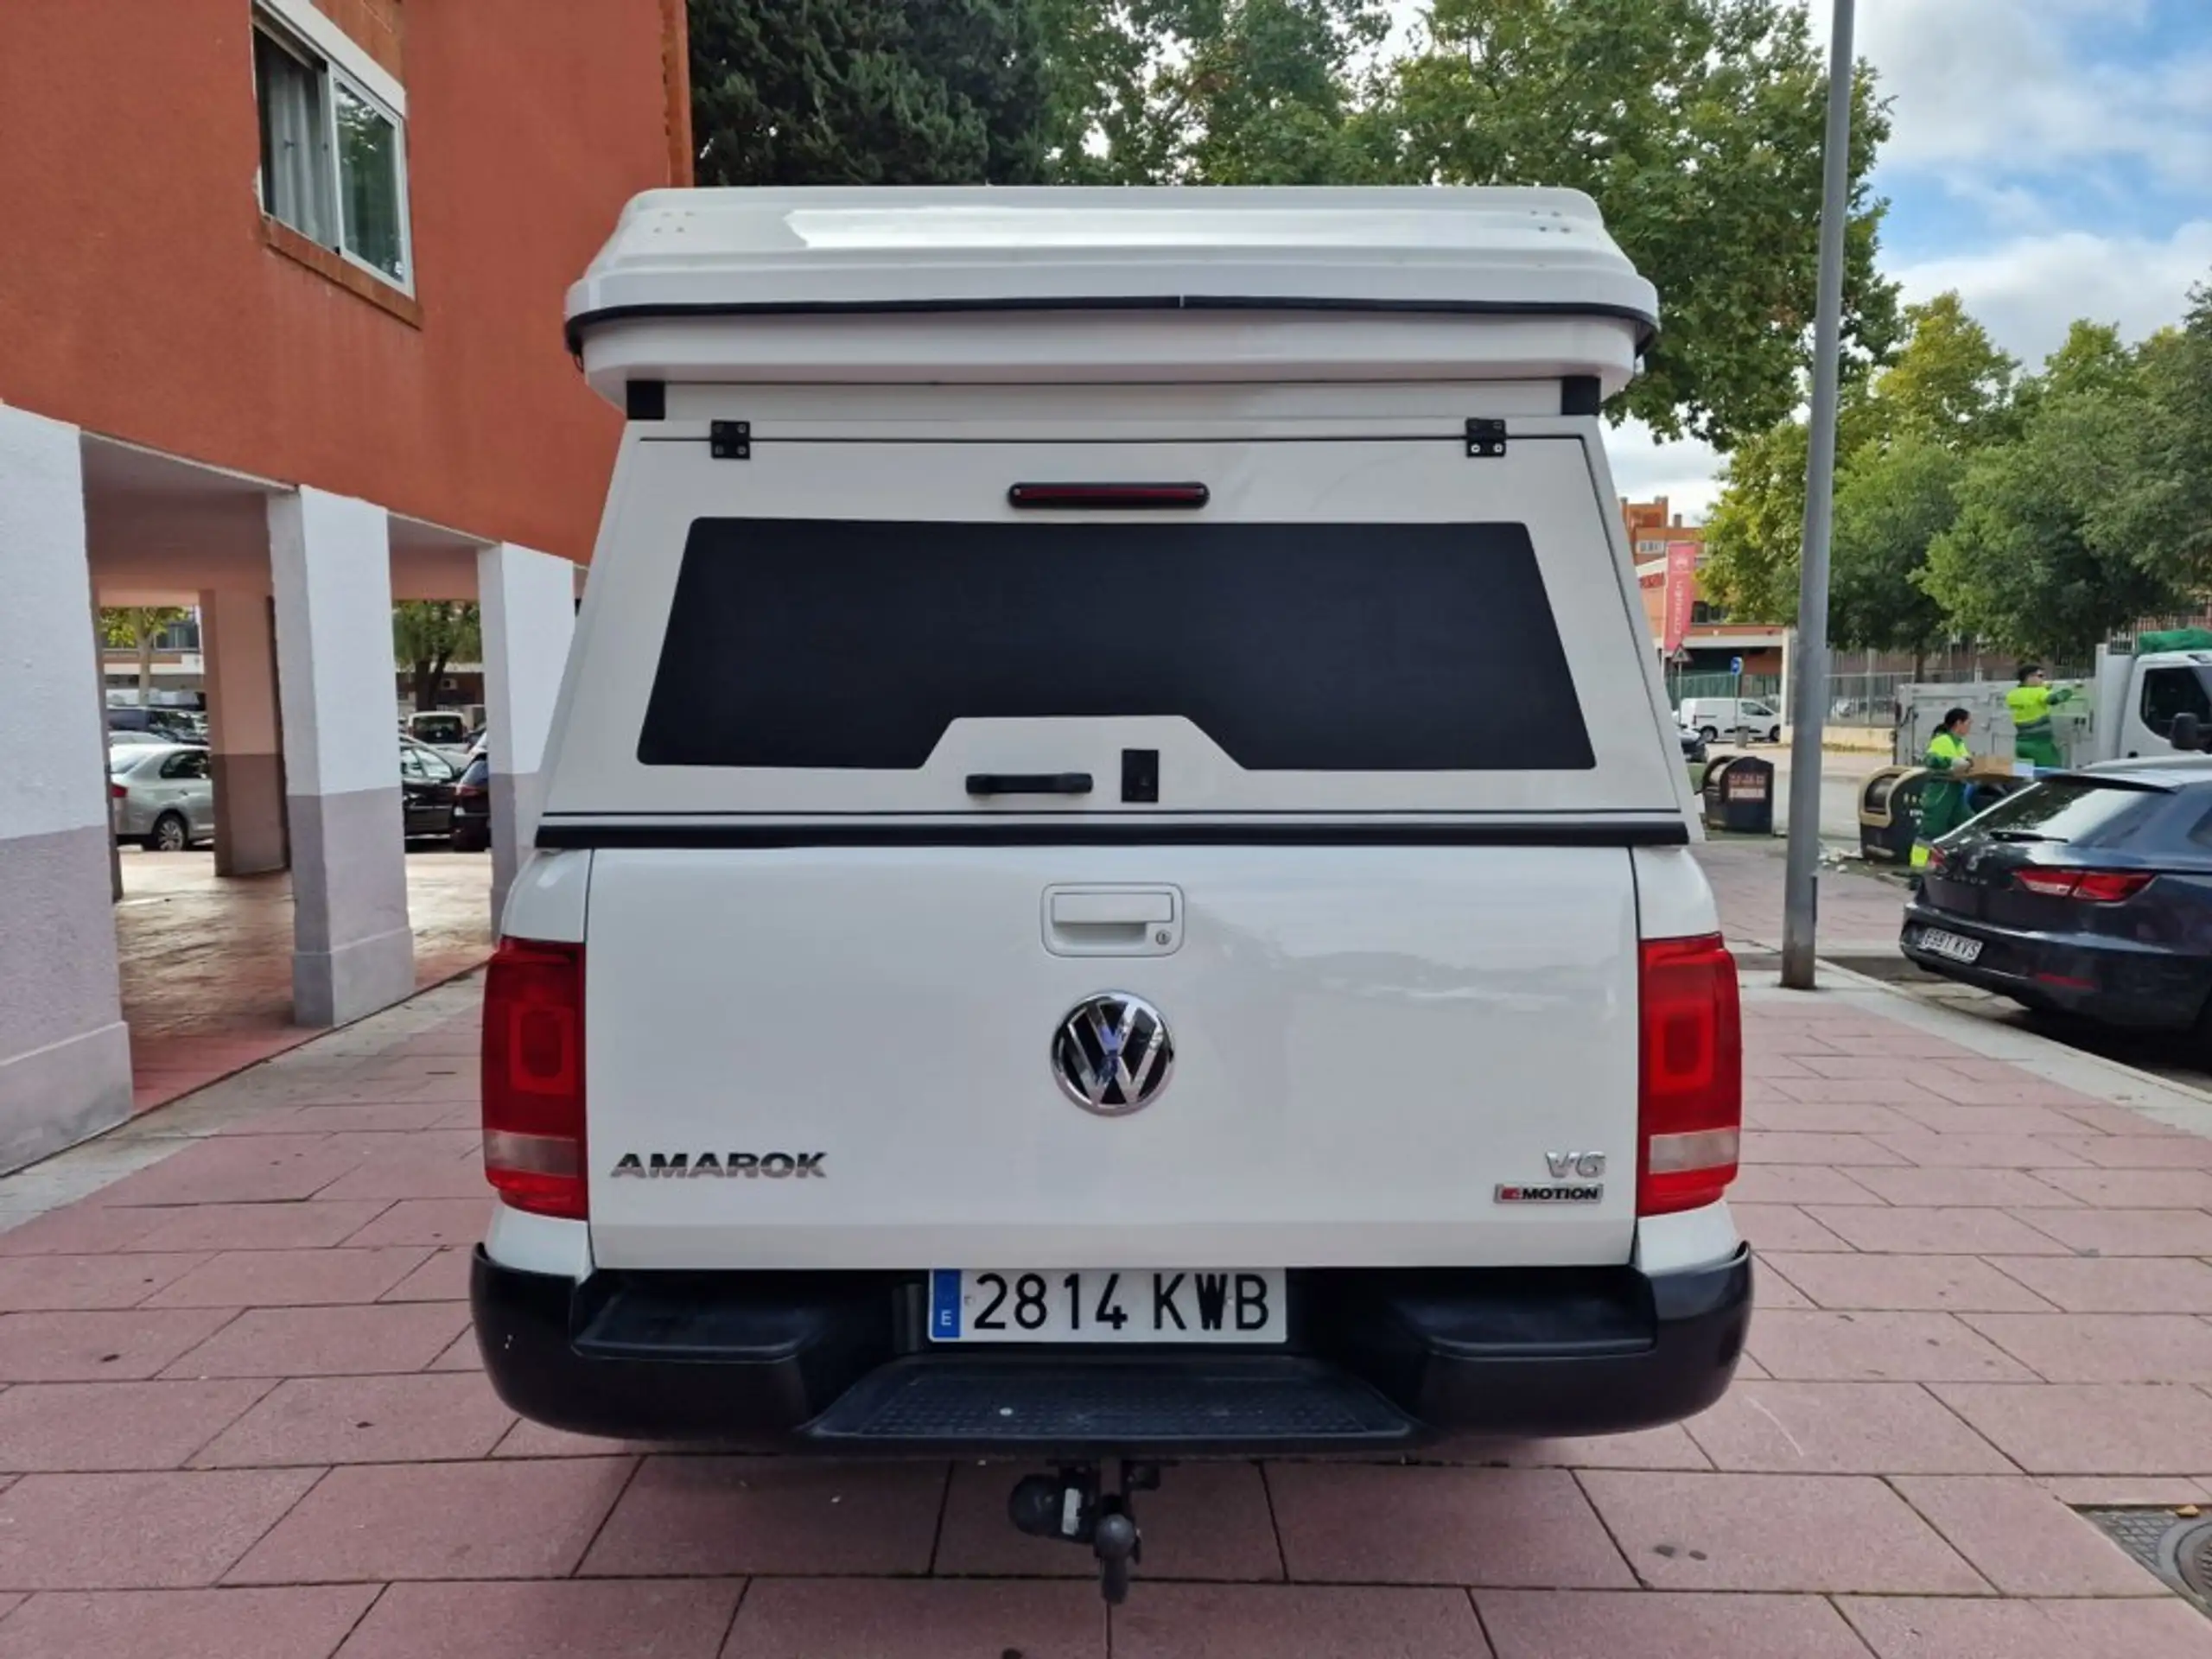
top-left (2005, 683), bottom-right (2056, 741)
top-left (1925, 730), bottom-right (1969, 770)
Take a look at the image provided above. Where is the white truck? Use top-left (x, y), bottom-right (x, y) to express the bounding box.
top-left (470, 186), bottom-right (1751, 1600)
top-left (1895, 645), bottom-right (2212, 772)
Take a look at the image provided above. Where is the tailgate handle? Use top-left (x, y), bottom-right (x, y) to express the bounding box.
top-left (967, 772), bottom-right (1093, 797)
top-left (1052, 891), bottom-right (1173, 927)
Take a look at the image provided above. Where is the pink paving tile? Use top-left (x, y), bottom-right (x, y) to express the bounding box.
top-left (1891, 1474), bottom-right (2167, 1595)
top-left (1113, 1584), bottom-right (1481, 1659)
top-left (164, 1302), bottom-right (471, 1378)
top-left (1888, 1102), bottom-right (2106, 1137)
top-left (1759, 1252), bottom-right (2056, 1313)
top-left (0, 1308), bottom-right (237, 1381)
top-left (339, 1198), bottom-right (493, 1249)
top-left (1872, 1131), bottom-right (2088, 1170)
top-left (1732, 1205), bottom-right (1855, 1252)
top-left (1725, 1166), bottom-right (1887, 1206)
top-left (127, 1202), bottom-right (393, 1254)
top-left (1932, 1382), bottom-right (2212, 1474)
top-left (0, 1252), bottom-right (210, 1312)
top-left (1427, 1422), bottom-right (1713, 1471)
top-left (1764, 1077), bottom-right (1946, 1105)
top-left (728, 1578), bottom-right (1105, 1659)
top-left (377, 1246), bottom-right (472, 1302)
top-left (145, 1248), bottom-right (431, 1308)
top-left (1837, 1595), bottom-right (2212, 1659)
top-left (312, 1152), bottom-right (495, 1204)
top-left (2042, 1133), bottom-right (2212, 1168)
top-left (1750, 1267), bottom-right (1813, 1309)
top-left (429, 1329), bottom-right (480, 1372)
top-left (1802, 1205), bottom-right (2069, 1255)
top-left (191, 1373), bottom-right (516, 1466)
top-left (582, 1457), bottom-right (944, 1578)
top-left (1682, 1380), bottom-right (2013, 1474)
top-left (221, 1101), bottom-right (460, 1135)
top-left (0, 1206), bottom-right (162, 1255)
top-left (2056, 1102), bottom-right (2202, 1135)
top-left (0, 1379), bottom-right (271, 1473)
top-left (1909, 1073), bottom-right (2102, 1109)
top-left (0, 1586), bottom-right (378, 1659)
top-left (0, 1469), bottom-right (321, 1588)
top-left (2038, 1474), bottom-right (2212, 1504)
top-left (88, 1138), bottom-right (371, 1208)
top-left (228, 1458), bottom-right (633, 1583)
top-left (2010, 1206), bottom-right (2212, 1255)
top-left (1746, 1310), bottom-right (2038, 1382)
top-left (1843, 1167), bottom-right (2079, 1207)
top-left (1576, 1470), bottom-right (1987, 1593)
top-left (1476, 1589), bottom-right (1872, 1659)
top-left (2033, 1166), bottom-right (2212, 1208)
top-left (1981, 1254), bottom-right (2212, 1313)
top-left (1740, 1133), bottom-right (1906, 1166)
top-left (1745, 1099), bottom-right (1922, 1135)
top-left (1793, 1056), bottom-right (1930, 1082)
top-left (1960, 1313), bottom-right (2212, 1382)
top-left (336, 1579), bottom-right (741, 1659)
top-left (934, 1459), bottom-right (1280, 1580)
top-left (1267, 1463), bottom-right (1633, 1587)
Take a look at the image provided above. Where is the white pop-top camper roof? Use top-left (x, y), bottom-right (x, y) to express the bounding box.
top-left (563, 187), bottom-right (1659, 399)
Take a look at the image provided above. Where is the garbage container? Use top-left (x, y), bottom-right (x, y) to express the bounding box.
top-left (1859, 766), bottom-right (1926, 864)
top-left (1701, 754), bottom-right (1775, 836)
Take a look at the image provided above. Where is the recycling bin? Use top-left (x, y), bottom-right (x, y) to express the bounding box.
top-left (1701, 754), bottom-right (1775, 836)
top-left (1859, 766), bottom-right (1925, 864)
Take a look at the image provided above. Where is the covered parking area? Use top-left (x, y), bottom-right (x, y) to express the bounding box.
top-left (1, 407), bottom-right (577, 1167)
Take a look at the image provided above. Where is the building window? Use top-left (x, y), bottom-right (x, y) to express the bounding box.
top-left (253, 12), bottom-right (410, 289)
top-left (1690, 601), bottom-right (1728, 626)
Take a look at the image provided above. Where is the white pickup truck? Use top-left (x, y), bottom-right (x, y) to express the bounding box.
top-left (471, 186), bottom-right (1751, 1600)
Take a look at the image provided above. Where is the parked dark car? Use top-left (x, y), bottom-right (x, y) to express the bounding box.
top-left (450, 750), bottom-right (490, 852)
top-left (399, 739), bottom-right (460, 841)
top-left (1902, 757), bottom-right (2212, 1036)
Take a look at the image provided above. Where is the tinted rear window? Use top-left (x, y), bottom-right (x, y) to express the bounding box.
top-left (1971, 778), bottom-right (2165, 845)
top-left (639, 519), bottom-right (1592, 772)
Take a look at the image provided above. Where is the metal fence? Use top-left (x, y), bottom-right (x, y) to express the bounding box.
top-left (1665, 667), bottom-right (2098, 728)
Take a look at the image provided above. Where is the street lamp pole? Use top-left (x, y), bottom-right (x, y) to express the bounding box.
top-left (1780, 0), bottom-right (1857, 990)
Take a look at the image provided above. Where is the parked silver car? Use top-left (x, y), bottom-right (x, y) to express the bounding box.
top-left (109, 743), bottom-right (215, 850)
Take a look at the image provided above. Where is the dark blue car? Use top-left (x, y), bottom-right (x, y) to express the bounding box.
top-left (1903, 756), bottom-right (2212, 1035)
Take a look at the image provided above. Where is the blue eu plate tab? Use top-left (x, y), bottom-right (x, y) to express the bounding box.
top-left (929, 1269), bottom-right (962, 1340)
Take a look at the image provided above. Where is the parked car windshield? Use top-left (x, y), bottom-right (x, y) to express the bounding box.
top-left (1969, 777), bottom-right (2164, 846)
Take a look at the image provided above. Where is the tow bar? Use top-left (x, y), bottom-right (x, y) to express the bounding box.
top-left (1007, 1461), bottom-right (1162, 1603)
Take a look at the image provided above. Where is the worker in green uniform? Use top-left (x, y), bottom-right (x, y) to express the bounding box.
top-left (1912, 707), bottom-right (1974, 869)
top-left (2005, 664), bottom-right (2073, 770)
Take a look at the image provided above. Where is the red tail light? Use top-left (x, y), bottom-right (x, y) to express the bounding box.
top-left (110, 782), bottom-right (128, 800)
top-left (1637, 933), bottom-right (1741, 1217)
top-left (2014, 868), bottom-right (2154, 902)
top-left (481, 937), bottom-right (586, 1219)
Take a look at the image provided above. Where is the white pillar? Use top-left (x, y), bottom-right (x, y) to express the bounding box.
top-left (200, 587), bottom-right (287, 875)
top-left (270, 488), bottom-right (413, 1026)
top-left (478, 543), bottom-right (575, 931)
top-left (0, 408), bottom-right (133, 1167)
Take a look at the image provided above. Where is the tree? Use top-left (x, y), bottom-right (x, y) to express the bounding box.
top-left (1699, 291), bottom-right (2010, 623)
top-left (690, 0), bottom-right (1050, 186)
top-left (391, 602), bottom-right (480, 715)
top-left (2099, 282), bottom-right (2212, 593)
top-left (100, 607), bottom-right (191, 709)
top-left (1389, 0), bottom-right (1901, 447)
top-left (1827, 431), bottom-right (1963, 672)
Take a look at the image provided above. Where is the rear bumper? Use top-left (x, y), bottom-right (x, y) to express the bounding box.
top-left (1901, 906), bottom-right (2211, 1027)
top-left (471, 1245), bottom-right (1752, 1456)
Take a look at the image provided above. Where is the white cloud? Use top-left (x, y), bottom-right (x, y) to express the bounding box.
top-left (1895, 219), bottom-right (2212, 365)
top-left (1604, 421), bottom-right (1725, 523)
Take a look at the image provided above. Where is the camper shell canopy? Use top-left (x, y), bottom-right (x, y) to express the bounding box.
top-left (563, 186), bottom-right (1659, 398)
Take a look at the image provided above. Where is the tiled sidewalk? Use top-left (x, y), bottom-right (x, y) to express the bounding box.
top-left (4, 957), bottom-right (2212, 1649)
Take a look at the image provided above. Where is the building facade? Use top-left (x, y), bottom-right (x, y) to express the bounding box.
top-left (0, 0), bottom-right (690, 1168)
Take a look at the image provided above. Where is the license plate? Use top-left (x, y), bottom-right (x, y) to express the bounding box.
top-left (928, 1268), bottom-right (1287, 1344)
top-left (1916, 927), bottom-right (1983, 964)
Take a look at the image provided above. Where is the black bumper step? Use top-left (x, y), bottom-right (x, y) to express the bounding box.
top-left (803, 1354), bottom-right (1420, 1454)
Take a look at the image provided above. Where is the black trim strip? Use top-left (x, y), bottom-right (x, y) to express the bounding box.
top-left (536, 820), bottom-right (1691, 851)
top-left (566, 294), bottom-right (1660, 357)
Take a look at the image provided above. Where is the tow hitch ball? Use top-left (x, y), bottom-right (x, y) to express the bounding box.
top-left (1008, 1462), bottom-right (1162, 1604)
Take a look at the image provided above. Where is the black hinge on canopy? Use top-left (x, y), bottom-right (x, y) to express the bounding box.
top-left (709, 420), bottom-right (752, 460)
top-left (1465, 418), bottom-right (1507, 459)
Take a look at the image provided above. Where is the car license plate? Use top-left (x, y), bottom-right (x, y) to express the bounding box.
top-left (928, 1268), bottom-right (1287, 1344)
top-left (1916, 927), bottom-right (1983, 964)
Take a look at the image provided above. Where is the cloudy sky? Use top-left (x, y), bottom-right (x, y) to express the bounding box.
top-left (1388, 0), bottom-right (2212, 518)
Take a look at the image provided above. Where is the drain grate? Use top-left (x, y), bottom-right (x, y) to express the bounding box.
top-left (2078, 1507), bottom-right (2212, 1611)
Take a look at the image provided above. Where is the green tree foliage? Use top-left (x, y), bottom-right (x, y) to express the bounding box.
top-left (391, 602), bottom-right (480, 715)
top-left (690, 0), bottom-right (1050, 186)
top-left (1921, 328), bottom-right (2184, 660)
top-left (2099, 287), bottom-right (2212, 592)
top-left (1827, 432), bottom-right (1963, 668)
top-left (1389, 0), bottom-right (1900, 446)
top-left (100, 607), bottom-right (192, 709)
top-left (1700, 292), bottom-right (2011, 627)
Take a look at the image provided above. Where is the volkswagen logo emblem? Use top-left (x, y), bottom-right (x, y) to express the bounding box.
top-left (1053, 993), bottom-right (1173, 1116)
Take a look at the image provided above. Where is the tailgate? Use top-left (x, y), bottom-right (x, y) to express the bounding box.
top-left (585, 844), bottom-right (1640, 1270)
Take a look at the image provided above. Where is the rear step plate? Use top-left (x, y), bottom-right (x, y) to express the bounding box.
top-left (803, 1356), bottom-right (1420, 1453)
